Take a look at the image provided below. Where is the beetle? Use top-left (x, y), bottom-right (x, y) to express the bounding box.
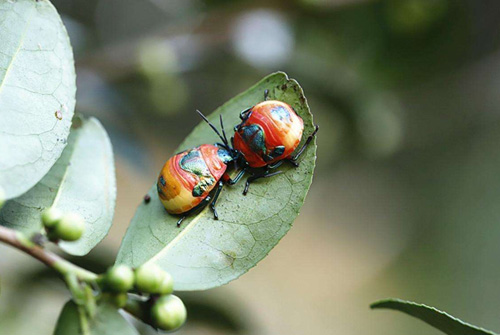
top-left (231, 89), bottom-right (319, 195)
top-left (157, 143), bottom-right (238, 227)
top-left (157, 90), bottom-right (318, 226)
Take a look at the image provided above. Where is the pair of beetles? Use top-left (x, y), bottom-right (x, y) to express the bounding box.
top-left (156, 90), bottom-right (319, 226)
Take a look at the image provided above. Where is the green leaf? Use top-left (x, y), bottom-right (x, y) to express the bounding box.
top-left (370, 298), bottom-right (498, 335)
top-left (0, 0), bottom-right (76, 200)
top-left (116, 72), bottom-right (317, 290)
top-left (53, 301), bottom-right (138, 335)
top-left (0, 117), bottom-right (116, 256)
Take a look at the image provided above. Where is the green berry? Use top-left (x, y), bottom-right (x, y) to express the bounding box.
top-left (151, 295), bottom-right (186, 331)
top-left (158, 272), bottom-right (174, 295)
top-left (54, 213), bottom-right (85, 241)
top-left (134, 264), bottom-right (165, 294)
top-left (104, 265), bottom-right (134, 293)
top-left (41, 207), bottom-right (62, 229)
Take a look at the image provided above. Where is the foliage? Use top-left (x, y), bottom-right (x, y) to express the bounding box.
top-left (0, 0), bottom-right (317, 332)
top-left (2, 1), bottom-right (494, 334)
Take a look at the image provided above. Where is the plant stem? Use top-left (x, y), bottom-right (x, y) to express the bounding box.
top-left (0, 225), bottom-right (97, 282)
top-left (0, 225), bottom-right (152, 324)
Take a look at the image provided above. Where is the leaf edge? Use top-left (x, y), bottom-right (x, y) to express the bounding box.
top-left (370, 298), bottom-right (499, 335)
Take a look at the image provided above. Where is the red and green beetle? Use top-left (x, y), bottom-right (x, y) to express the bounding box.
top-left (157, 90), bottom-right (318, 226)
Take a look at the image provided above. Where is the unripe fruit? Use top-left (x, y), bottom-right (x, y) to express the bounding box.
top-left (158, 272), bottom-right (174, 295)
top-left (104, 265), bottom-right (134, 293)
top-left (134, 264), bottom-right (165, 294)
top-left (151, 295), bottom-right (186, 331)
top-left (54, 213), bottom-right (85, 241)
top-left (41, 207), bottom-right (63, 229)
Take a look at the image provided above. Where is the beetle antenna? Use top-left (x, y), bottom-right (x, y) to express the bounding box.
top-left (219, 115), bottom-right (229, 147)
top-left (196, 110), bottom-right (228, 146)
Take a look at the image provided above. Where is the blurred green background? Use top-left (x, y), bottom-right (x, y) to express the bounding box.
top-left (2, 0), bottom-right (500, 334)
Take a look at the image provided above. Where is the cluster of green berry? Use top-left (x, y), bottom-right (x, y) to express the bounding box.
top-left (101, 264), bottom-right (186, 331)
top-left (41, 207), bottom-right (85, 242)
top-left (39, 205), bottom-right (186, 331)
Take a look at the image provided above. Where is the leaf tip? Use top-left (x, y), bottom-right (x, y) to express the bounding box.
top-left (369, 298), bottom-right (400, 310)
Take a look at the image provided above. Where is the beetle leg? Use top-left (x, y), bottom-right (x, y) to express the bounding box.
top-left (225, 168), bottom-right (247, 185)
top-left (243, 170), bottom-right (283, 196)
top-left (289, 125), bottom-right (319, 167)
top-left (267, 160), bottom-right (283, 169)
top-left (176, 195), bottom-right (213, 227)
top-left (209, 181), bottom-right (224, 220)
top-left (177, 216), bottom-right (186, 227)
top-left (264, 89), bottom-right (269, 101)
top-left (239, 107), bottom-right (252, 121)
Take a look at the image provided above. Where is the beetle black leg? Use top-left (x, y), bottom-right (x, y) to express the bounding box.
top-left (239, 107), bottom-right (252, 121)
top-left (267, 160), bottom-right (283, 170)
top-left (289, 125), bottom-right (319, 167)
top-left (264, 89), bottom-right (269, 101)
top-left (176, 195), bottom-right (212, 227)
top-left (209, 181), bottom-right (224, 220)
top-left (177, 216), bottom-right (186, 227)
top-left (269, 158), bottom-right (297, 168)
top-left (226, 168), bottom-right (247, 185)
top-left (243, 170), bottom-right (283, 195)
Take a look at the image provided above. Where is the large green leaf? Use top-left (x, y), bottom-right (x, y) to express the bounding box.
top-left (0, 117), bottom-right (116, 256)
top-left (116, 72), bottom-right (317, 290)
top-left (53, 301), bottom-right (138, 335)
top-left (0, 0), bottom-right (76, 199)
top-left (371, 299), bottom-right (498, 335)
